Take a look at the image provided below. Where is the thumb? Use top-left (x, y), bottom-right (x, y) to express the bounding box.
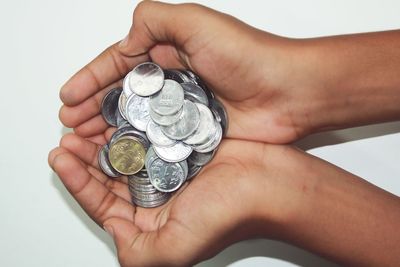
top-left (103, 218), bottom-right (141, 252)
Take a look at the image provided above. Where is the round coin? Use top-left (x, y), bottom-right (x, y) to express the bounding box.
top-left (181, 82), bottom-right (209, 106)
top-left (128, 62), bottom-right (164, 96)
top-left (149, 106), bottom-right (182, 126)
top-left (123, 74), bottom-right (133, 97)
top-left (125, 93), bottom-right (151, 131)
top-left (183, 103), bottom-right (215, 145)
top-left (153, 142), bottom-right (193, 163)
top-left (98, 144), bottom-right (121, 178)
top-left (193, 122), bottom-right (223, 153)
top-left (187, 149), bottom-right (216, 166)
top-left (101, 87), bottom-right (122, 127)
top-left (149, 79), bottom-right (184, 115)
top-left (146, 120), bottom-right (176, 147)
top-left (187, 163), bottom-right (202, 180)
top-left (161, 100), bottom-right (200, 140)
top-left (118, 92), bottom-right (128, 120)
top-left (210, 98), bottom-right (228, 136)
top-left (108, 136), bottom-right (146, 175)
top-left (148, 158), bottom-right (186, 192)
top-left (163, 69), bottom-right (191, 83)
top-left (110, 126), bottom-right (149, 150)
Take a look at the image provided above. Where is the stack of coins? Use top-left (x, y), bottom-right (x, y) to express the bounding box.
top-left (98, 62), bottom-right (227, 208)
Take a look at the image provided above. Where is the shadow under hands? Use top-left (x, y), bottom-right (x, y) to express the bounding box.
top-left (196, 239), bottom-right (341, 267)
top-left (295, 121), bottom-right (400, 151)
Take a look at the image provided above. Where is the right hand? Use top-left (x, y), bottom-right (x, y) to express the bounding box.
top-left (59, 1), bottom-right (322, 144)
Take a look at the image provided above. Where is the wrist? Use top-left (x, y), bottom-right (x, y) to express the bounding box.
top-left (291, 33), bottom-right (400, 133)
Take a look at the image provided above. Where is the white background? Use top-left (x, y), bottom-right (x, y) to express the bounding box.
top-left (1, 0), bottom-right (399, 266)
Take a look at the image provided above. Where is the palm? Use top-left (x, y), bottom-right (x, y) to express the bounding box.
top-left (49, 131), bottom-right (265, 266)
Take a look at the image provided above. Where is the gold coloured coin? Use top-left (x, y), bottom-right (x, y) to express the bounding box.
top-left (108, 136), bottom-right (146, 175)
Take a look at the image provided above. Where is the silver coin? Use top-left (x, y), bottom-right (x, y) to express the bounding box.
top-left (148, 158), bottom-right (186, 192)
top-left (101, 87), bottom-right (122, 127)
top-left (194, 122), bottom-right (223, 153)
top-left (187, 163), bottom-right (202, 180)
top-left (118, 92), bottom-right (128, 120)
top-left (178, 160), bottom-right (189, 181)
top-left (161, 100), bottom-right (200, 140)
top-left (125, 93), bottom-right (151, 131)
top-left (145, 146), bottom-right (158, 169)
top-left (183, 103), bottom-right (215, 145)
top-left (98, 144), bottom-right (121, 178)
top-left (123, 75), bottom-right (133, 97)
top-left (188, 149), bottom-right (216, 167)
top-left (181, 69), bottom-right (201, 85)
top-left (132, 190), bottom-right (169, 201)
top-left (163, 69), bottom-right (192, 83)
top-left (131, 195), bottom-right (170, 208)
top-left (210, 98), bottom-right (228, 136)
top-left (117, 118), bottom-right (130, 129)
top-left (153, 142), bottom-right (193, 163)
top-left (110, 126), bottom-right (150, 150)
top-left (129, 184), bottom-right (158, 194)
top-left (149, 79), bottom-right (184, 115)
top-left (128, 174), bottom-right (150, 185)
top-left (146, 120), bottom-right (176, 147)
top-left (149, 106), bottom-right (183, 126)
top-left (128, 62), bottom-right (164, 96)
top-left (116, 108), bottom-right (128, 128)
top-left (181, 82), bottom-right (209, 106)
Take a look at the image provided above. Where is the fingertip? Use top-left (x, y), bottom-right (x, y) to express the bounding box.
top-left (58, 105), bottom-right (75, 128)
top-left (52, 152), bottom-right (89, 194)
top-left (48, 147), bottom-right (69, 169)
top-left (59, 132), bottom-right (78, 148)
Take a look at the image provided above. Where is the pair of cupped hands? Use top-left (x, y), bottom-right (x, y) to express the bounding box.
top-left (48, 2), bottom-right (366, 266)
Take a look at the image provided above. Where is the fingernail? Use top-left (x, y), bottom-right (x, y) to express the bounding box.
top-left (104, 225), bottom-right (114, 238)
top-left (119, 35), bottom-right (129, 48)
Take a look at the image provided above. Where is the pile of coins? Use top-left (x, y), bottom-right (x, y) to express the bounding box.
top-left (98, 62), bottom-right (227, 208)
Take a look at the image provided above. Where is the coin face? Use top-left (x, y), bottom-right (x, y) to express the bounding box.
top-left (183, 103), bottom-right (215, 145)
top-left (149, 79), bottom-right (184, 115)
top-left (108, 136), bottom-right (146, 175)
top-left (101, 87), bottom-right (122, 127)
top-left (146, 120), bottom-right (176, 147)
top-left (125, 93), bottom-right (151, 131)
top-left (148, 158), bottom-right (185, 192)
top-left (153, 142), bottom-right (193, 163)
top-left (181, 82), bottom-right (209, 106)
top-left (98, 144), bottom-right (121, 178)
top-left (128, 62), bottom-right (164, 96)
top-left (161, 100), bottom-right (200, 140)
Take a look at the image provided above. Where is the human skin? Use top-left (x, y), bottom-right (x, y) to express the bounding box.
top-left (49, 134), bottom-right (400, 267)
top-left (58, 2), bottom-right (400, 144)
top-left (50, 1), bottom-right (400, 266)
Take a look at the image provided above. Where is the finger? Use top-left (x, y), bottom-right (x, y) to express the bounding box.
top-left (52, 152), bottom-right (135, 225)
top-left (59, 133), bottom-right (131, 200)
top-left (60, 43), bottom-right (148, 107)
top-left (119, 2), bottom-right (213, 64)
top-left (59, 81), bottom-right (121, 128)
top-left (74, 114), bottom-right (110, 138)
top-left (86, 133), bottom-right (108, 146)
top-left (60, 133), bottom-right (101, 169)
top-left (48, 147), bottom-right (69, 167)
top-left (148, 43), bottom-right (185, 70)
